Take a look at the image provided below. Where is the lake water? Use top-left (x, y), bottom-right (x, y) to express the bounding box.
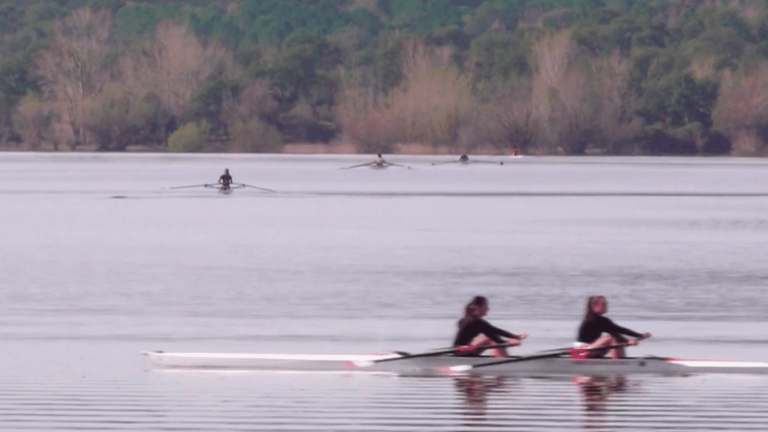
top-left (0, 152), bottom-right (767, 431)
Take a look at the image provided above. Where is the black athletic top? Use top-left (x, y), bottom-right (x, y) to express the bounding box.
top-left (453, 318), bottom-right (520, 346)
top-left (219, 173), bottom-right (232, 185)
top-left (577, 315), bottom-right (642, 343)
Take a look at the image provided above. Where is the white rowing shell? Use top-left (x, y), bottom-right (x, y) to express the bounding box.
top-left (142, 351), bottom-right (768, 375)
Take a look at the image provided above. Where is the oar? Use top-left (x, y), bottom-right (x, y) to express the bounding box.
top-left (236, 183), bottom-right (277, 193)
top-left (170, 184), bottom-right (214, 189)
top-left (387, 162), bottom-right (412, 169)
top-left (351, 343), bottom-right (513, 368)
top-left (442, 343), bottom-right (629, 374)
top-left (472, 160), bottom-right (504, 165)
top-left (341, 162), bottom-right (374, 170)
top-left (431, 160), bottom-right (459, 166)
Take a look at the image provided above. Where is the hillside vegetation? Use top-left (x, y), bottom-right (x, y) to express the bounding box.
top-left (2, 0), bottom-right (768, 156)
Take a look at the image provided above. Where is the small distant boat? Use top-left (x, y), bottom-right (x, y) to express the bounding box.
top-left (213, 184), bottom-right (238, 194)
top-left (170, 182), bottom-right (276, 193)
top-left (432, 155), bottom-right (504, 166)
top-left (142, 350), bottom-right (768, 376)
top-left (342, 154), bottom-right (411, 170)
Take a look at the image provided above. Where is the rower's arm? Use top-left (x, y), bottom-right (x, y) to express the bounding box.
top-left (481, 320), bottom-right (521, 341)
top-left (606, 319), bottom-right (643, 340)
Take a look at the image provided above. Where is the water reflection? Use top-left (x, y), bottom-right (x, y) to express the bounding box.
top-left (573, 374), bottom-right (632, 430)
top-left (453, 375), bottom-right (514, 426)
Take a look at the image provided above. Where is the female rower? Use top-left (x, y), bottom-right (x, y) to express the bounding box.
top-left (453, 296), bottom-right (527, 358)
top-left (576, 295), bottom-right (651, 359)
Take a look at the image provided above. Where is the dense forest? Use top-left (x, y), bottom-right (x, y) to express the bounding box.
top-left (2, 0), bottom-right (768, 155)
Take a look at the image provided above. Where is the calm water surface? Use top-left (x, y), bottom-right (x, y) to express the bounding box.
top-left (1, 153), bottom-right (767, 431)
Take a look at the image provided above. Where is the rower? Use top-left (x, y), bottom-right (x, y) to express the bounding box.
top-left (575, 295), bottom-right (651, 359)
top-left (373, 153), bottom-right (386, 167)
top-left (510, 146), bottom-right (519, 156)
top-left (219, 168), bottom-right (233, 189)
top-left (453, 296), bottom-right (527, 358)
top-left (459, 154), bottom-right (469, 163)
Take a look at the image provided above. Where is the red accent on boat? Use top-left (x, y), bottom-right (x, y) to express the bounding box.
top-left (568, 348), bottom-right (590, 360)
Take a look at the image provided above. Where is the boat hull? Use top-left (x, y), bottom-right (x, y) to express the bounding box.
top-left (142, 351), bottom-right (768, 376)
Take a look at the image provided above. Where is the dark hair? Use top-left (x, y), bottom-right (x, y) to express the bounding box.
top-left (584, 295), bottom-right (607, 321)
top-left (458, 295), bottom-right (488, 328)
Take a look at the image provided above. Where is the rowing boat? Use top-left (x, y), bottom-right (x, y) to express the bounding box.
top-left (142, 351), bottom-right (768, 375)
top-left (431, 159), bottom-right (504, 166)
top-left (169, 182), bottom-right (277, 193)
top-left (341, 160), bottom-right (410, 170)
top-left (215, 184), bottom-right (236, 194)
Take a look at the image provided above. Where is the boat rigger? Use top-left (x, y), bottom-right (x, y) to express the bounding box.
top-left (169, 182), bottom-right (276, 194)
top-left (142, 350), bottom-right (768, 376)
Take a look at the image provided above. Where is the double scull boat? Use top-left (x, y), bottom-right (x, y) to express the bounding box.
top-left (142, 350), bottom-right (768, 376)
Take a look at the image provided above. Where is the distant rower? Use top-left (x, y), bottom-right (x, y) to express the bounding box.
top-left (219, 169), bottom-right (233, 188)
top-left (373, 153), bottom-right (386, 168)
top-left (459, 154), bottom-right (469, 163)
top-left (510, 146), bottom-right (519, 156)
top-left (575, 295), bottom-right (651, 359)
top-left (453, 296), bottom-right (527, 358)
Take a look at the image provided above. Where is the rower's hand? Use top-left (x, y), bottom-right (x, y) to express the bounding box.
top-left (516, 333), bottom-right (527, 340)
top-left (627, 339), bottom-right (638, 346)
top-left (639, 332), bottom-right (651, 340)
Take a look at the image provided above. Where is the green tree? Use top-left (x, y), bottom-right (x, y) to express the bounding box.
top-left (468, 30), bottom-right (531, 86)
top-left (374, 37), bottom-right (404, 95)
top-left (637, 72), bottom-right (717, 129)
top-left (573, 12), bottom-right (637, 55)
top-left (114, 2), bottom-right (181, 46)
top-left (269, 34), bottom-right (342, 106)
top-left (167, 119), bottom-right (210, 152)
top-left (0, 4), bottom-right (25, 35)
top-left (84, 88), bottom-right (171, 151)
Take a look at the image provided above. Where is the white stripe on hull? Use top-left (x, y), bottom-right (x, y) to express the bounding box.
top-left (142, 351), bottom-right (768, 375)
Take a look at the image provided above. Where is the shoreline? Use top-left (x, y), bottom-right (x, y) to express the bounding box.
top-left (0, 143), bottom-right (753, 157)
top-left (0, 142), bottom-right (511, 155)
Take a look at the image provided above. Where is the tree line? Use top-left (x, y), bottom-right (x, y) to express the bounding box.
top-left (2, 0), bottom-right (768, 156)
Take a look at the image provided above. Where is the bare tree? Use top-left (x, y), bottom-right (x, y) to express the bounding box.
top-left (713, 62), bottom-right (768, 155)
top-left (337, 68), bottom-right (403, 153)
top-left (221, 80), bottom-right (282, 152)
top-left (390, 39), bottom-right (471, 147)
top-left (337, 38), bottom-right (473, 152)
top-left (12, 93), bottom-right (54, 150)
top-left (123, 21), bottom-right (229, 120)
top-left (530, 30), bottom-right (584, 152)
top-left (483, 85), bottom-right (536, 153)
top-left (591, 52), bottom-right (638, 154)
top-left (36, 8), bottom-right (114, 149)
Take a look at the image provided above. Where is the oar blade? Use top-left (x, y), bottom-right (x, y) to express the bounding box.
top-left (170, 184), bottom-right (211, 189)
top-left (388, 162), bottom-right (411, 169)
top-left (341, 162), bottom-right (372, 170)
top-left (237, 183), bottom-right (277, 193)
